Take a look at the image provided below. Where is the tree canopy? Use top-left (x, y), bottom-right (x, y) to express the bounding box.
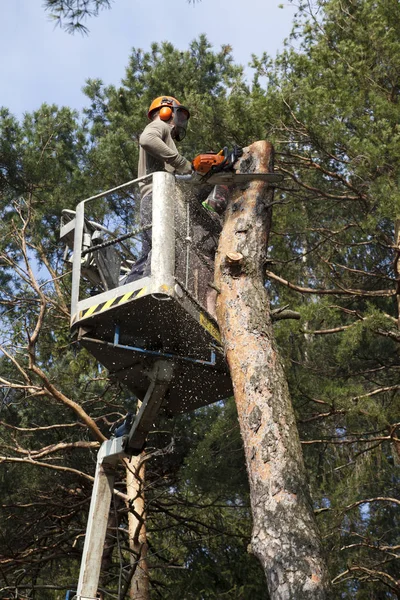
top-left (1, 1), bottom-right (399, 597)
top-left (43, 0), bottom-right (199, 33)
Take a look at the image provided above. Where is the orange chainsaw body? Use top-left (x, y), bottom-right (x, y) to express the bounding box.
top-left (192, 151), bottom-right (225, 175)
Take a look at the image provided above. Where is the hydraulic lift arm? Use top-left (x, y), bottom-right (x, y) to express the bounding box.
top-left (69, 360), bottom-right (174, 600)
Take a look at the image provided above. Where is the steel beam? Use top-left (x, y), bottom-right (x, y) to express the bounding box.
top-left (74, 362), bottom-right (174, 599)
top-left (126, 360), bottom-right (175, 453)
top-left (151, 171), bottom-right (176, 290)
top-left (71, 200), bottom-right (85, 324)
top-left (75, 438), bottom-right (125, 600)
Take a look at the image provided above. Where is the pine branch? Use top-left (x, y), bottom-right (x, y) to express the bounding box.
top-left (266, 269), bottom-right (396, 297)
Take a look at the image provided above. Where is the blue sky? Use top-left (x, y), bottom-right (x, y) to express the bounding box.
top-left (2, 0), bottom-right (296, 119)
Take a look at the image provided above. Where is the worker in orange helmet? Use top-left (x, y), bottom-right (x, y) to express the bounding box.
top-left (126, 96), bottom-right (192, 283)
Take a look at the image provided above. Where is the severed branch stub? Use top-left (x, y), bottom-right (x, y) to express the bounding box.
top-left (271, 308), bottom-right (301, 321)
top-left (271, 304), bottom-right (301, 321)
top-left (226, 251), bottom-right (244, 263)
top-left (224, 251), bottom-right (244, 277)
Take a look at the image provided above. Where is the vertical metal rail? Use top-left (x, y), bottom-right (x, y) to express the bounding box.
top-left (71, 200), bottom-right (86, 324)
top-left (73, 361), bottom-right (174, 600)
top-left (151, 172), bottom-right (176, 290)
top-left (75, 438), bottom-right (126, 600)
top-left (70, 174), bottom-right (152, 325)
top-left (185, 199), bottom-right (191, 290)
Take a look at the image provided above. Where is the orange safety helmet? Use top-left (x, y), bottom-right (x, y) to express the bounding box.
top-left (147, 96), bottom-right (190, 121)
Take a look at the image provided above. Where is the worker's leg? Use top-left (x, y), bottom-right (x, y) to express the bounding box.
top-left (125, 193), bottom-right (152, 283)
top-left (140, 193), bottom-right (153, 277)
top-left (198, 186), bottom-right (232, 318)
top-left (202, 185), bottom-right (230, 214)
top-left (192, 224), bottom-right (219, 321)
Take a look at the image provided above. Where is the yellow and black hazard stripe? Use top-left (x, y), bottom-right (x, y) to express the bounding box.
top-left (78, 287), bottom-right (148, 321)
top-left (199, 312), bottom-right (221, 344)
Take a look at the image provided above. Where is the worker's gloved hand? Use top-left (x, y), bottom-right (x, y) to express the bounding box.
top-left (225, 146), bottom-right (243, 169)
top-left (176, 158), bottom-right (193, 175)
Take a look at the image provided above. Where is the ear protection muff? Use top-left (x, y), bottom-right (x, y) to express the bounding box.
top-left (159, 106), bottom-right (173, 121)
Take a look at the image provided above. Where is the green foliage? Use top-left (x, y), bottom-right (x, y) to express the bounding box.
top-left (144, 402), bottom-right (268, 599)
top-left (43, 0), bottom-right (202, 34)
top-left (1, 8), bottom-right (400, 596)
top-left (259, 1), bottom-right (400, 595)
top-left (0, 37), bottom-right (268, 599)
top-left (44, 0), bottom-right (112, 34)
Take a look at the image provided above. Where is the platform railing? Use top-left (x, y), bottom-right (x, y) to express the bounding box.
top-left (70, 174), bottom-right (153, 322)
top-left (67, 171), bottom-right (218, 327)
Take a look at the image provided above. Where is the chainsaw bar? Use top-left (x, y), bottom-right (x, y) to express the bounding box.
top-left (205, 172), bottom-right (284, 185)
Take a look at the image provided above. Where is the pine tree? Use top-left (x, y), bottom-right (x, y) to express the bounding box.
top-left (1, 11), bottom-right (399, 595)
top-left (0, 41), bottom-right (267, 599)
top-left (250, 1), bottom-right (400, 595)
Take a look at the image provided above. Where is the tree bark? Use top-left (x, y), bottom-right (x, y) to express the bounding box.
top-left (393, 218), bottom-right (400, 465)
top-left (395, 219), bottom-right (400, 330)
top-left (125, 455), bottom-right (149, 600)
top-left (214, 141), bottom-right (332, 599)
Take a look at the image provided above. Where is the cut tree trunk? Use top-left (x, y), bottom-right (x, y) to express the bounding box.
top-left (395, 218), bottom-right (400, 330)
top-left (393, 219), bottom-right (400, 464)
top-left (214, 140), bottom-right (332, 599)
top-left (125, 455), bottom-right (149, 600)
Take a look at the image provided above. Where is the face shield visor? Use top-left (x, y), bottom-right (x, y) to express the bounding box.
top-left (171, 107), bottom-right (190, 141)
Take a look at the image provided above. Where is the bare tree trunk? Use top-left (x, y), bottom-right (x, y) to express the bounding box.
top-left (126, 455), bottom-right (149, 600)
top-left (395, 219), bottom-right (400, 330)
top-left (214, 141), bottom-right (332, 599)
top-left (393, 218), bottom-right (400, 465)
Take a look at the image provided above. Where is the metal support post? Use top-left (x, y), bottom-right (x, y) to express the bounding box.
top-left (151, 171), bottom-right (176, 290)
top-left (126, 360), bottom-right (175, 453)
top-left (73, 361), bottom-right (174, 600)
top-left (75, 438), bottom-right (126, 600)
top-left (71, 200), bottom-right (85, 324)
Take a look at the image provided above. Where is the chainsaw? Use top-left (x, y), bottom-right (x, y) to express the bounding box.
top-left (188, 146), bottom-right (283, 185)
top-left (192, 146), bottom-right (243, 176)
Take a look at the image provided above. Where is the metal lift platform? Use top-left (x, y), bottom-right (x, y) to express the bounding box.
top-left (62, 171), bottom-right (235, 600)
top-left (62, 171), bottom-right (233, 419)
